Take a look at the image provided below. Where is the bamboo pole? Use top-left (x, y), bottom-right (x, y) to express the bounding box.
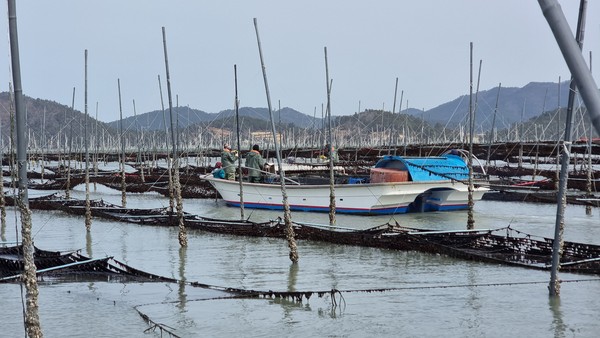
top-left (544, 0), bottom-right (587, 296)
top-left (162, 26), bottom-right (187, 247)
top-left (540, 0), bottom-right (600, 136)
top-left (65, 87), bottom-right (75, 199)
top-left (467, 42), bottom-right (475, 230)
top-left (585, 123), bottom-right (593, 215)
top-left (117, 79), bottom-right (127, 207)
top-left (388, 77), bottom-right (398, 155)
top-left (84, 50), bottom-right (92, 231)
top-left (158, 75), bottom-right (174, 213)
top-left (234, 65), bottom-right (244, 219)
top-left (133, 100), bottom-right (145, 183)
top-left (40, 106), bottom-right (45, 182)
top-left (8, 0), bottom-right (43, 335)
top-left (0, 100), bottom-right (6, 236)
top-left (555, 80), bottom-right (562, 190)
top-left (324, 47), bottom-right (336, 226)
top-left (486, 83), bottom-right (501, 170)
top-left (254, 18), bottom-right (298, 262)
top-left (93, 102), bottom-right (99, 191)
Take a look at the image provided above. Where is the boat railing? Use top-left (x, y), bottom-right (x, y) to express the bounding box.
top-left (201, 166), bottom-right (301, 185)
top-left (442, 149), bottom-right (488, 177)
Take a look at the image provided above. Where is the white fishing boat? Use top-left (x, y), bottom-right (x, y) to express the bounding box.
top-left (204, 152), bottom-right (489, 215)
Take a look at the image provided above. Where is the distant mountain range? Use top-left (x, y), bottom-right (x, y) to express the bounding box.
top-left (0, 81), bottom-right (590, 145)
top-left (106, 81), bottom-right (573, 133)
top-left (418, 81), bottom-right (570, 130)
top-left (105, 106), bottom-right (318, 131)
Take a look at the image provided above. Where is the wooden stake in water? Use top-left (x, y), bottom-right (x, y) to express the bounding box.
top-left (162, 26), bottom-right (187, 247)
top-left (586, 51), bottom-right (593, 216)
top-left (93, 102), bottom-right (99, 191)
top-left (234, 64), bottom-right (244, 219)
top-left (555, 79), bottom-right (562, 191)
top-left (485, 83), bottom-right (501, 170)
top-left (40, 106), bottom-right (46, 182)
top-left (467, 42), bottom-right (475, 230)
top-left (544, 0), bottom-right (588, 296)
top-left (586, 123), bottom-right (593, 215)
top-left (8, 0), bottom-right (43, 335)
top-left (65, 87), bottom-right (75, 200)
top-left (0, 108), bottom-right (6, 235)
top-left (158, 74), bottom-right (174, 214)
top-left (324, 47), bottom-right (336, 226)
top-left (133, 99), bottom-right (145, 183)
top-left (117, 79), bottom-right (127, 208)
top-left (254, 18), bottom-right (298, 262)
top-left (84, 50), bottom-right (92, 231)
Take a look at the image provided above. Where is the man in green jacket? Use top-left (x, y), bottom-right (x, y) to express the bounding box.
top-left (221, 144), bottom-right (238, 180)
top-left (245, 144), bottom-right (268, 183)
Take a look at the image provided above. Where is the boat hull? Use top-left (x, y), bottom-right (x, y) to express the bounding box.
top-left (205, 177), bottom-right (488, 215)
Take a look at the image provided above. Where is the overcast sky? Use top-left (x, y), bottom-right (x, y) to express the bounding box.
top-left (1, 1), bottom-right (599, 123)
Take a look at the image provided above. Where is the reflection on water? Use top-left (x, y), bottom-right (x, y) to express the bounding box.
top-left (464, 265), bottom-right (483, 335)
top-left (86, 230), bottom-right (92, 257)
top-left (178, 246), bottom-right (187, 311)
top-left (120, 226), bottom-right (128, 263)
top-left (0, 216), bottom-right (5, 242)
top-left (549, 296), bottom-right (566, 338)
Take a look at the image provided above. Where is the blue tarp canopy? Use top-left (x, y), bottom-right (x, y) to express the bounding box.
top-left (374, 154), bottom-right (469, 182)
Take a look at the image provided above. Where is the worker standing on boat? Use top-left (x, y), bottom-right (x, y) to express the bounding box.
top-left (324, 143), bottom-right (339, 163)
top-left (245, 144), bottom-right (268, 183)
top-left (221, 144), bottom-right (238, 180)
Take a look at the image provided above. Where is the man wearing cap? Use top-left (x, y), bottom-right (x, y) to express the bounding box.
top-left (221, 144), bottom-right (238, 180)
top-left (245, 144), bottom-right (268, 183)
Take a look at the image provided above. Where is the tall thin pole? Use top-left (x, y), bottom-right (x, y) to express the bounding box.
top-left (234, 64), bottom-right (244, 219)
top-left (585, 49), bottom-right (593, 216)
top-left (94, 102), bottom-right (99, 190)
top-left (162, 26), bottom-right (187, 247)
top-left (389, 77), bottom-right (398, 154)
top-left (539, 0), bottom-right (600, 136)
top-left (254, 18), bottom-right (298, 263)
top-left (84, 49), bottom-right (92, 231)
top-left (158, 75), bottom-right (174, 213)
top-left (40, 106), bottom-right (45, 181)
top-left (486, 83), bottom-right (501, 169)
top-left (133, 99), bottom-right (145, 182)
top-left (117, 79), bottom-right (127, 208)
top-left (544, 0), bottom-right (587, 296)
top-left (467, 42), bottom-right (475, 230)
top-left (8, 0), bottom-right (43, 336)
top-left (555, 79), bottom-right (562, 190)
top-left (0, 89), bottom-right (5, 235)
top-left (65, 88), bottom-right (75, 199)
top-left (585, 122), bottom-right (593, 215)
top-left (324, 47), bottom-right (336, 226)
top-left (395, 90), bottom-right (403, 155)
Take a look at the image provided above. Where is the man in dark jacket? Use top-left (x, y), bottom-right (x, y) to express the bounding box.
top-left (221, 144), bottom-right (238, 180)
top-left (245, 144), bottom-right (268, 183)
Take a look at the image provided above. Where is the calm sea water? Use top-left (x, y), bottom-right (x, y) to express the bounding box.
top-left (2, 183), bottom-right (600, 337)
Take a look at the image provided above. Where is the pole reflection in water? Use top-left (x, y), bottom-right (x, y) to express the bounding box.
top-left (120, 226), bottom-right (128, 263)
top-left (86, 230), bottom-right (93, 258)
top-left (464, 265), bottom-right (483, 336)
top-left (178, 246), bottom-right (187, 311)
top-left (1, 219), bottom-right (5, 242)
top-left (549, 296), bottom-right (566, 337)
